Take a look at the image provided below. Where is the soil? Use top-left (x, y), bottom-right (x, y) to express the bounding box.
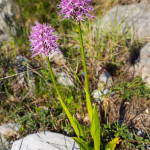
top-left (103, 95), bottom-right (150, 134)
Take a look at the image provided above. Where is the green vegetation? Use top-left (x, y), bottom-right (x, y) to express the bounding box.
top-left (0, 0), bottom-right (149, 149)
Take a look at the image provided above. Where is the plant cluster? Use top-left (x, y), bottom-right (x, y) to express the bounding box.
top-left (29, 0), bottom-right (121, 150)
top-left (0, 0), bottom-right (149, 150)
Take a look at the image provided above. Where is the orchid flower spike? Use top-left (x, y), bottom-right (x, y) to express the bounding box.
top-left (58, 0), bottom-right (95, 21)
top-left (29, 22), bottom-right (59, 57)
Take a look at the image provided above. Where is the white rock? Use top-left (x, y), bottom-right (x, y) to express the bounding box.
top-left (57, 72), bottom-right (74, 87)
top-left (11, 131), bottom-right (80, 150)
top-left (92, 89), bottom-right (109, 102)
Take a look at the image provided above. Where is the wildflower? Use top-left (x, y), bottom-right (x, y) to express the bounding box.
top-left (58, 0), bottom-right (94, 21)
top-left (81, 71), bottom-right (84, 82)
top-left (29, 22), bottom-right (59, 57)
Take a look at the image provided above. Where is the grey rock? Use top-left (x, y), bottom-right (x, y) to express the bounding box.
top-left (0, 123), bottom-right (21, 150)
top-left (57, 72), bottom-right (74, 87)
top-left (94, 0), bottom-right (150, 40)
top-left (129, 42), bottom-right (150, 87)
top-left (140, 43), bottom-right (150, 66)
top-left (12, 56), bottom-right (35, 98)
top-left (11, 131), bottom-right (80, 150)
top-left (93, 66), bottom-right (112, 101)
top-left (140, 43), bottom-right (150, 87)
top-left (0, 0), bottom-right (17, 42)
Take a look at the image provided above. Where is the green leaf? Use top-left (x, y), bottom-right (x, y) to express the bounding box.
top-left (71, 68), bottom-right (82, 85)
top-left (105, 137), bottom-right (121, 150)
top-left (66, 96), bottom-right (73, 105)
top-left (91, 105), bottom-right (100, 150)
top-left (73, 137), bottom-right (91, 150)
top-left (60, 101), bottom-right (82, 138)
top-left (73, 115), bottom-right (86, 139)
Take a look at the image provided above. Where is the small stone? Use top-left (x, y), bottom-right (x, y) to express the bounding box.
top-left (0, 123), bottom-right (21, 150)
top-left (0, 123), bottom-right (21, 137)
top-left (12, 56), bottom-right (35, 98)
top-left (98, 70), bottom-right (112, 87)
top-left (41, 47), bottom-right (66, 66)
top-left (145, 109), bottom-right (149, 114)
top-left (11, 131), bottom-right (80, 150)
top-left (48, 48), bottom-right (66, 66)
top-left (57, 72), bottom-right (74, 87)
top-left (136, 128), bottom-right (145, 137)
top-left (92, 89), bottom-right (109, 102)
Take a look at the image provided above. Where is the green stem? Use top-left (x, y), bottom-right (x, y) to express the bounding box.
top-left (77, 21), bottom-right (93, 122)
top-left (46, 56), bottom-right (61, 99)
top-left (46, 56), bottom-right (83, 137)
